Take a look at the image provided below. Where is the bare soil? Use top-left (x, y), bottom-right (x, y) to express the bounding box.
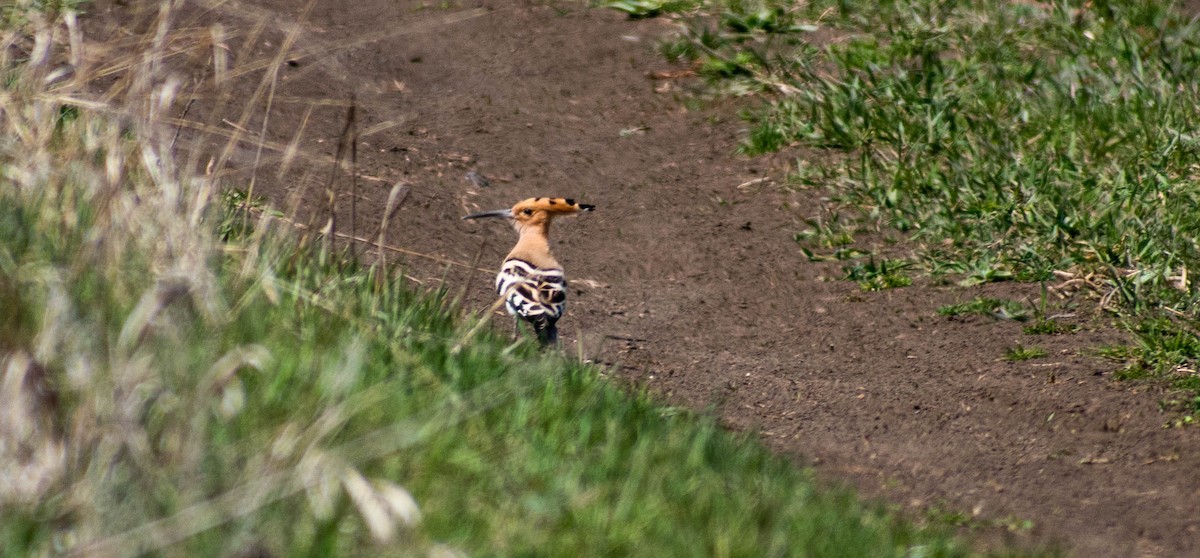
top-left (80, 1), bottom-right (1200, 555)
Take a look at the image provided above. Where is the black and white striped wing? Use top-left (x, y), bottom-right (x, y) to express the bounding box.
top-left (495, 258), bottom-right (567, 322)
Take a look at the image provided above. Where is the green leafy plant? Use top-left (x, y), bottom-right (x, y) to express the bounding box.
top-left (601, 0), bottom-right (698, 18)
top-left (843, 257), bottom-right (912, 291)
top-left (938, 298), bottom-right (1028, 321)
top-left (1004, 345), bottom-right (1049, 361)
top-left (1023, 319), bottom-right (1079, 335)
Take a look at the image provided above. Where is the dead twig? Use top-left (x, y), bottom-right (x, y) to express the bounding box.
top-left (375, 182), bottom-right (411, 275)
top-left (451, 297), bottom-right (507, 354)
top-left (454, 238), bottom-right (488, 313)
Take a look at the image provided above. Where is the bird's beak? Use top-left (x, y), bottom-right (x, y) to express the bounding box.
top-left (462, 209), bottom-right (513, 221)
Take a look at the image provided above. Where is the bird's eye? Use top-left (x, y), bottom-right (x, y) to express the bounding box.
top-left (522, 208), bottom-right (533, 216)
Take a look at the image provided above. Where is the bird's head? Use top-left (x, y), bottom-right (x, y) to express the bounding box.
top-left (463, 197), bottom-right (595, 233)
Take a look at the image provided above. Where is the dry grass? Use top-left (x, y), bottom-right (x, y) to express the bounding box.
top-left (1, 3), bottom-right (426, 554)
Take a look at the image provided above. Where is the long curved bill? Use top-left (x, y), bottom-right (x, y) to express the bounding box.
top-left (462, 209), bottom-right (513, 220)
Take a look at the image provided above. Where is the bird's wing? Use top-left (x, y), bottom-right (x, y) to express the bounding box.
top-left (496, 258), bottom-right (566, 320)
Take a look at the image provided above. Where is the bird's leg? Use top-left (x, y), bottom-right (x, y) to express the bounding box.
top-left (512, 316), bottom-right (520, 341)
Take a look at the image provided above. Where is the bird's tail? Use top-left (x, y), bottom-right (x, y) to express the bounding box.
top-left (533, 319), bottom-right (558, 348)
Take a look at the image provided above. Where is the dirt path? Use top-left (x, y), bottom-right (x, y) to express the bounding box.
top-left (82, 1), bottom-right (1200, 555)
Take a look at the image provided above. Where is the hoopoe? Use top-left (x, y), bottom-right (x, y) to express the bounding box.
top-left (464, 197), bottom-right (595, 347)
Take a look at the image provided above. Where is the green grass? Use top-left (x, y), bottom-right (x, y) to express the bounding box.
top-left (925, 506), bottom-right (1036, 537)
top-left (1004, 345), bottom-right (1049, 362)
top-left (601, 0), bottom-right (700, 18)
top-left (643, 0), bottom-right (1200, 408)
top-left (844, 257), bottom-right (912, 291)
top-left (0, 4), bottom-right (988, 557)
top-left (1022, 319), bottom-right (1079, 336)
top-left (938, 298), bottom-right (1029, 322)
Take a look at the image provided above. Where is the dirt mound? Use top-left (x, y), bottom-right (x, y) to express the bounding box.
top-left (81, 1), bottom-right (1200, 555)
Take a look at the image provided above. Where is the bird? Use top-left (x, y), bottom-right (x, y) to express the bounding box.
top-left (463, 197), bottom-right (595, 347)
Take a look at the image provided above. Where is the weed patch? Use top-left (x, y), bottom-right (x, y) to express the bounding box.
top-left (1004, 345), bottom-right (1049, 362)
top-left (938, 298), bottom-right (1029, 322)
top-left (1022, 319), bottom-right (1079, 336)
top-left (844, 257), bottom-right (912, 291)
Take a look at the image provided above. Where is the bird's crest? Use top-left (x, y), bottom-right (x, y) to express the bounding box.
top-left (463, 197), bottom-right (595, 225)
top-left (511, 197), bottom-right (595, 216)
